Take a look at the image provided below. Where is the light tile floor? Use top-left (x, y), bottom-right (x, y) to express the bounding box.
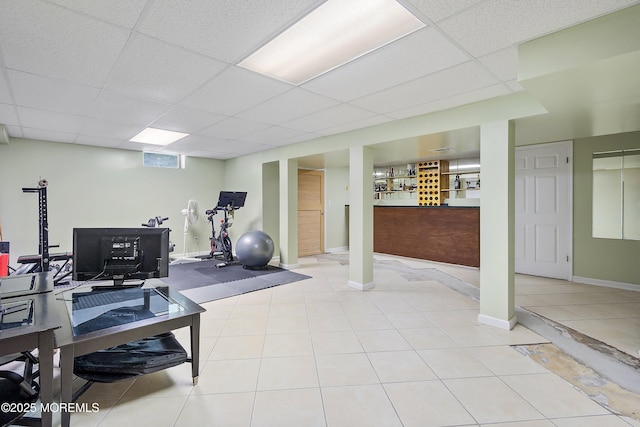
top-left (397, 254), bottom-right (640, 359)
top-left (55, 254), bottom-right (639, 427)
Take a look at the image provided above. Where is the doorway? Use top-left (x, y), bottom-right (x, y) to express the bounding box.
top-left (298, 169), bottom-right (324, 257)
top-left (515, 141), bottom-right (572, 280)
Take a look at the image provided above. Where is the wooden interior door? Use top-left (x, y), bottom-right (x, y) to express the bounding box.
top-left (298, 169), bottom-right (324, 257)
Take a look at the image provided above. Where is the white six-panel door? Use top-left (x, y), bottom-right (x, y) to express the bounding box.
top-left (515, 141), bottom-right (572, 280)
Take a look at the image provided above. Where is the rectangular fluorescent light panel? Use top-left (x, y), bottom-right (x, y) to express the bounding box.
top-left (130, 127), bottom-right (189, 146)
top-left (239, 0), bottom-right (425, 85)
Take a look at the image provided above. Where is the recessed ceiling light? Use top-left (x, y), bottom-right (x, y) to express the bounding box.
top-left (130, 127), bottom-right (189, 146)
top-left (239, 0), bottom-right (425, 85)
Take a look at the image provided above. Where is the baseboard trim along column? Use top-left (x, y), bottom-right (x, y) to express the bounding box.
top-left (279, 263), bottom-right (299, 270)
top-left (348, 280), bottom-right (375, 291)
top-left (478, 313), bottom-right (517, 331)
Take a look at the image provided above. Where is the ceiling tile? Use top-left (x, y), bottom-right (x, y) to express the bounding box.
top-left (150, 106), bottom-right (227, 134)
top-left (218, 141), bottom-right (274, 156)
top-left (201, 117), bottom-right (271, 139)
top-left (405, 0), bottom-right (484, 22)
top-left (315, 115), bottom-right (395, 137)
top-left (388, 83), bottom-right (512, 119)
top-left (0, 0), bottom-right (635, 160)
top-left (74, 134), bottom-right (126, 149)
top-left (237, 125), bottom-right (309, 145)
top-left (303, 28), bottom-right (470, 101)
top-left (0, 103), bottom-right (20, 126)
top-left (4, 125), bottom-right (22, 139)
top-left (174, 135), bottom-right (272, 157)
top-left (477, 47), bottom-right (519, 82)
top-left (182, 150), bottom-right (236, 160)
top-left (46, 0), bottom-right (149, 29)
top-left (21, 127), bottom-right (77, 143)
top-left (0, 73), bottom-right (12, 104)
top-left (180, 66), bottom-right (291, 116)
top-left (0, 0), bottom-right (130, 87)
top-left (105, 34), bottom-right (227, 103)
top-left (283, 103), bottom-right (377, 133)
top-left (238, 88), bottom-right (340, 124)
top-left (437, 0), bottom-right (639, 56)
top-left (8, 69), bottom-right (100, 115)
top-left (259, 131), bottom-right (318, 147)
top-left (168, 134), bottom-right (230, 152)
top-left (137, 0), bottom-right (321, 63)
top-left (116, 140), bottom-right (158, 152)
top-left (352, 61), bottom-right (499, 114)
top-left (79, 118), bottom-right (142, 139)
top-left (17, 106), bottom-right (85, 133)
top-left (90, 91), bottom-right (170, 126)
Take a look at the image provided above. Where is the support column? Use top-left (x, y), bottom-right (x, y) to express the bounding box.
top-left (348, 145), bottom-right (374, 290)
top-left (279, 158), bottom-right (298, 269)
top-left (478, 120), bottom-right (517, 330)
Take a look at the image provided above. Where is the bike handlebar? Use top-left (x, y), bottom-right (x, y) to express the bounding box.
top-left (141, 216), bottom-right (170, 227)
top-left (205, 205), bottom-right (241, 216)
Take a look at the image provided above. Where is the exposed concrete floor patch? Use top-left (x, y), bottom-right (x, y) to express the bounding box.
top-left (520, 343), bottom-right (639, 421)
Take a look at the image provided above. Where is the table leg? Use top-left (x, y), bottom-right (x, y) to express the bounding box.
top-left (190, 313), bottom-right (200, 385)
top-left (59, 346), bottom-right (74, 427)
top-left (38, 331), bottom-right (55, 427)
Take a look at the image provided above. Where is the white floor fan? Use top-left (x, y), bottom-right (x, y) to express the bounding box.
top-left (175, 199), bottom-right (200, 263)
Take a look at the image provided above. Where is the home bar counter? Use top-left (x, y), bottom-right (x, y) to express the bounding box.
top-left (373, 206), bottom-right (479, 267)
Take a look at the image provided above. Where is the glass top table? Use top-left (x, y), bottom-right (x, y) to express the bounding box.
top-left (0, 298), bottom-right (34, 330)
top-left (53, 281), bottom-right (205, 427)
top-left (60, 286), bottom-right (185, 336)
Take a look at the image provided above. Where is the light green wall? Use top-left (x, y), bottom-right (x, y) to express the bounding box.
top-left (4, 93), bottom-right (637, 287)
top-left (573, 131), bottom-right (640, 285)
top-left (221, 152), bottom-right (269, 241)
top-left (261, 162), bottom-right (280, 252)
top-left (324, 166), bottom-right (350, 251)
top-left (0, 138), bottom-right (224, 267)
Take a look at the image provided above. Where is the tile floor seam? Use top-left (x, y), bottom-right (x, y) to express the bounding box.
top-left (437, 377), bottom-right (483, 426)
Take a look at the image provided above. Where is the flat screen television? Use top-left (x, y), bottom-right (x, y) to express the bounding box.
top-left (73, 228), bottom-right (170, 286)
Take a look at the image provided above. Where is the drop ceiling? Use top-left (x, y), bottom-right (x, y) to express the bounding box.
top-left (0, 0), bottom-right (638, 161)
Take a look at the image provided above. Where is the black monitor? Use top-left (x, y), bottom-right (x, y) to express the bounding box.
top-left (216, 191), bottom-right (247, 209)
top-left (72, 228), bottom-right (170, 286)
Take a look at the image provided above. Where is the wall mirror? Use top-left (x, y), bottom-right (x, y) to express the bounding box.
top-left (592, 149), bottom-right (640, 240)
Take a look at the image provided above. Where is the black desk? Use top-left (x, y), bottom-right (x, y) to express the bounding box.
top-left (0, 273), bottom-right (60, 427)
top-left (53, 281), bottom-right (205, 427)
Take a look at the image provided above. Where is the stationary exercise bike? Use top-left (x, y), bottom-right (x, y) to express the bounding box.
top-left (204, 191), bottom-right (247, 266)
top-left (206, 207), bottom-right (234, 264)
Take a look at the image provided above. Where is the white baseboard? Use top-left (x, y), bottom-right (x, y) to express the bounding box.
top-left (348, 280), bottom-right (375, 291)
top-left (478, 313), bottom-right (517, 331)
top-left (170, 250), bottom-right (208, 264)
top-left (279, 263), bottom-right (299, 270)
top-left (326, 246), bottom-right (349, 253)
top-left (572, 276), bottom-right (639, 291)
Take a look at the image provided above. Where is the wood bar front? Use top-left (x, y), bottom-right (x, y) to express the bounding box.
top-left (374, 206), bottom-right (479, 267)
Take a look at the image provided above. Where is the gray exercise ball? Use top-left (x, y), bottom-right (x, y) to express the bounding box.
top-left (235, 230), bottom-right (274, 268)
